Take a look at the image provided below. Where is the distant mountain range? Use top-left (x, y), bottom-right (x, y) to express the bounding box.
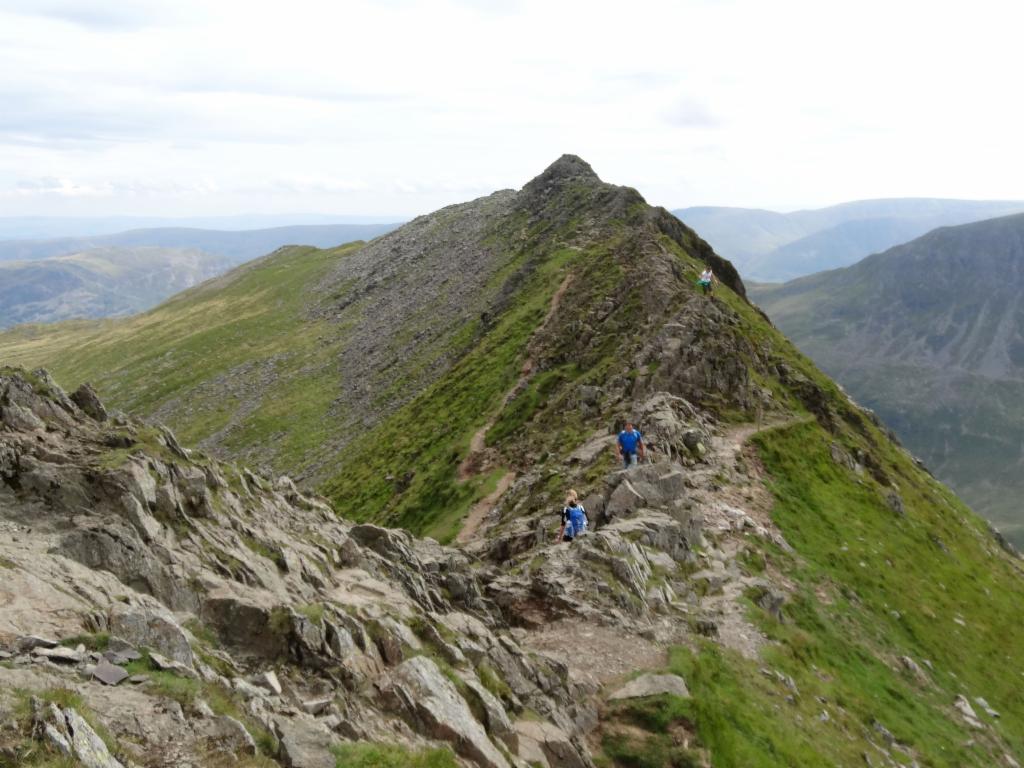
top-left (676, 198), bottom-right (1024, 281)
top-left (0, 214), bottom-right (400, 240)
top-left (0, 247), bottom-right (235, 328)
top-left (0, 222), bottom-right (401, 263)
top-left (752, 212), bottom-right (1024, 545)
top-left (0, 222), bottom-right (401, 327)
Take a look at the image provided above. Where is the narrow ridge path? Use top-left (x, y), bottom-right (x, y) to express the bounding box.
top-left (456, 273), bottom-right (575, 544)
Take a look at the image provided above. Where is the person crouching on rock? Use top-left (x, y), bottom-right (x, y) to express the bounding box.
top-left (557, 490), bottom-right (589, 543)
top-left (617, 421), bottom-right (645, 469)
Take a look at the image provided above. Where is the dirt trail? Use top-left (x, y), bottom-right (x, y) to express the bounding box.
top-left (686, 415), bottom-right (808, 659)
top-left (455, 274), bottom-right (575, 543)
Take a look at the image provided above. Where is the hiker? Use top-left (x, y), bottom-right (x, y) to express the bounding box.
top-left (557, 490), bottom-right (589, 543)
top-left (617, 421), bottom-right (645, 469)
top-left (698, 267), bottom-right (715, 295)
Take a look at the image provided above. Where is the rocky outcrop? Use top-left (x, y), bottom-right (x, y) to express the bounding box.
top-left (0, 369), bottom-right (592, 767)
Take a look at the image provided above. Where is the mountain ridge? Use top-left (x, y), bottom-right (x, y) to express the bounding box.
top-left (0, 157), bottom-right (1023, 766)
top-left (752, 211), bottom-right (1024, 545)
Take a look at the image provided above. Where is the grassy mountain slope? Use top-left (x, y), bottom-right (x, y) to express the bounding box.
top-left (0, 158), bottom-right (1022, 766)
top-left (678, 198), bottom-right (1024, 281)
top-left (752, 212), bottom-right (1024, 545)
top-left (0, 246), bottom-right (235, 328)
top-left (0, 222), bottom-right (400, 263)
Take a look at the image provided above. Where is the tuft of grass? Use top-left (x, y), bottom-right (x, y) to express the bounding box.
top-left (240, 535), bottom-right (287, 570)
top-left (58, 633), bottom-right (110, 652)
top-left (331, 742), bottom-right (459, 768)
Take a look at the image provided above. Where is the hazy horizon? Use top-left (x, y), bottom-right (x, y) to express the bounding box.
top-left (3, 0), bottom-right (1024, 219)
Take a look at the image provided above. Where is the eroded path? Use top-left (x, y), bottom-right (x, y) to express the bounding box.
top-left (456, 274), bottom-right (575, 544)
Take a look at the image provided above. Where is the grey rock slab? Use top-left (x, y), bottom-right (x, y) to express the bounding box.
top-left (276, 714), bottom-right (336, 768)
top-left (202, 714), bottom-right (257, 756)
top-left (33, 645), bottom-right (84, 664)
top-left (302, 697), bottom-right (334, 715)
top-left (92, 659), bottom-right (130, 686)
top-left (149, 651), bottom-right (198, 679)
top-left (255, 670), bottom-right (283, 696)
top-left (460, 672), bottom-right (515, 747)
top-left (389, 655), bottom-right (510, 768)
top-left (609, 673), bottom-right (690, 701)
top-left (16, 635), bottom-right (58, 653)
top-left (513, 720), bottom-right (587, 768)
top-left (108, 605), bottom-right (194, 667)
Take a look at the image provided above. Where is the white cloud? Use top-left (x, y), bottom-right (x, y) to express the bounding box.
top-left (0, 0), bottom-right (1023, 218)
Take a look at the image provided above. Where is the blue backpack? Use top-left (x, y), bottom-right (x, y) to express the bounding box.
top-left (568, 504), bottom-right (588, 537)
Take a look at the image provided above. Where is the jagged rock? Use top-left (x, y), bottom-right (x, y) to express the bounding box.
top-left (255, 670), bottom-right (283, 696)
top-left (33, 698), bottom-right (125, 768)
top-left (513, 720), bottom-right (588, 768)
top-left (1, 403), bottom-right (45, 431)
top-left (975, 696), bottom-right (1000, 718)
top-left (149, 651), bottom-right (198, 679)
top-left (201, 596), bottom-right (289, 659)
top-left (608, 673), bottom-right (689, 701)
top-left (954, 695), bottom-right (984, 729)
top-left (605, 479), bottom-right (645, 519)
top-left (202, 714), bottom-right (258, 756)
top-left (302, 697), bottom-right (334, 715)
top-left (899, 655), bottom-right (929, 684)
top-left (886, 491), bottom-right (906, 517)
top-left (16, 635), bottom-right (58, 653)
top-left (234, 678), bottom-right (268, 700)
top-left (108, 605), bottom-right (194, 667)
top-left (460, 672), bottom-right (516, 748)
top-left (386, 655), bottom-right (510, 768)
top-left (71, 383), bottom-right (108, 422)
top-left (276, 714), bottom-right (336, 768)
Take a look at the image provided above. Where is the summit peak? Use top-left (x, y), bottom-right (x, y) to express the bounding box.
top-left (522, 154), bottom-right (601, 193)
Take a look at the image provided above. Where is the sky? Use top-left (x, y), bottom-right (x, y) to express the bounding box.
top-left (2, 0), bottom-right (1023, 219)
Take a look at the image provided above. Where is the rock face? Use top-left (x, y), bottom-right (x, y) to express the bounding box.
top-left (608, 673), bottom-right (690, 701)
top-left (386, 655), bottom-right (510, 768)
top-left (0, 369), bottom-right (592, 767)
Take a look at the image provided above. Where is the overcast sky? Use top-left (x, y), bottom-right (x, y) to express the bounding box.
top-left (2, 0), bottom-right (1023, 219)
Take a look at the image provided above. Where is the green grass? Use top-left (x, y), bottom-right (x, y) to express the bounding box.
top-left (122, 651), bottom-right (277, 756)
top-left (598, 410), bottom-right (1024, 767)
top-left (331, 742), bottom-right (459, 768)
top-left (321, 246), bottom-right (581, 539)
top-left (0, 243), bottom-right (360, 475)
top-left (58, 632), bottom-right (110, 651)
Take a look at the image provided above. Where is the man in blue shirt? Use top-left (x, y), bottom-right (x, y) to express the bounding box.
top-left (617, 422), bottom-right (645, 469)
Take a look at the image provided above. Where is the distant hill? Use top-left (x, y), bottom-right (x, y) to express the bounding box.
top-left (676, 198), bottom-right (1024, 281)
top-left (0, 222), bottom-right (401, 263)
top-left (0, 214), bottom-right (400, 240)
top-left (0, 247), bottom-right (234, 327)
top-left (752, 212), bottom-right (1024, 545)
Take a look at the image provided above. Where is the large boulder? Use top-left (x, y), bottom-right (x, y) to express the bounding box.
top-left (108, 605), bottom-right (194, 667)
top-left (70, 383), bottom-right (108, 422)
top-left (608, 673), bottom-right (689, 701)
top-left (275, 714), bottom-right (335, 768)
top-left (385, 655), bottom-right (510, 768)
